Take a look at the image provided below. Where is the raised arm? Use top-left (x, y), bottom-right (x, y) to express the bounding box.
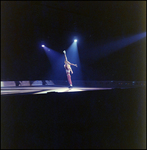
top-left (63, 50), bottom-right (68, 61)
top-left (63, 50), bottom-right (78, 67)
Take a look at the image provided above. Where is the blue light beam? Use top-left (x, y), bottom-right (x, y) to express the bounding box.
top-left (87, 32), bottom-right (146, 61)
top-left (66, 41), bottom-right (83, 81)
top-left (43, 46), bottom-right (64, 80)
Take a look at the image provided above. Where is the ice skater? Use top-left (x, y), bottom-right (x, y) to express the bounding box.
top-left (63, 50), bottom-right (77, 88)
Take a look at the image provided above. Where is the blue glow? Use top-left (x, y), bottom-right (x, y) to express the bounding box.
top-left (66, 41), bottom-right (83, 81)
top-left (74, 39), bottom-right (77, 42)
top-left (42, 46), bottom-right (50, 52)
top-left (87, 32), bottom-right (146, 61)
top-left (43, 46), bottom-right (64, 80)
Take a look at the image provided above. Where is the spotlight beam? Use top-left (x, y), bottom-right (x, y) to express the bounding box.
top-left (86, 32), bottom-right (146, 61)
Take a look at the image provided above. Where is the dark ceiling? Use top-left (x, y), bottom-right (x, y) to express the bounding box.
top-left (1, 1), bottom-right (146, 81)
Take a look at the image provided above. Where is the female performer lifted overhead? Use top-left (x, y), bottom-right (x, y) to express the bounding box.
top-left (63, 50), bottom-right (77, 88)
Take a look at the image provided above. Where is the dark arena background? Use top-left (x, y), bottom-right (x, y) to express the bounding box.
top-left (1, 1), bottom-right (146, 149)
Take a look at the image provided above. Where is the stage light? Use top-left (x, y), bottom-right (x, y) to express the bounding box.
top-left (42, 45), bottom-right (45, 47)
top-left (74, 39), bottom-right (77, 42)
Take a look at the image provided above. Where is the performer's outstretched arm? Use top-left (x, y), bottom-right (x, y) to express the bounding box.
top-left (63, 50), bottom-right (78, 67)
top-left (67, 61), bottom-right (77, 67)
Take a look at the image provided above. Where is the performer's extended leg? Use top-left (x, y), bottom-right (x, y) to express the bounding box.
top-left (67, 74), bottom-right (72, 86)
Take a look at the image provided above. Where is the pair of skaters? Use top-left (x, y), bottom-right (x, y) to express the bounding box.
top-left (63, 50), bottom-right (77, 88)
top-left (15, 50), bottom-right (77, 88)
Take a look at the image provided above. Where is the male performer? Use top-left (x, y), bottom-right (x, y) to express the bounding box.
top-left (63, 50), bottom-right (77, 88)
